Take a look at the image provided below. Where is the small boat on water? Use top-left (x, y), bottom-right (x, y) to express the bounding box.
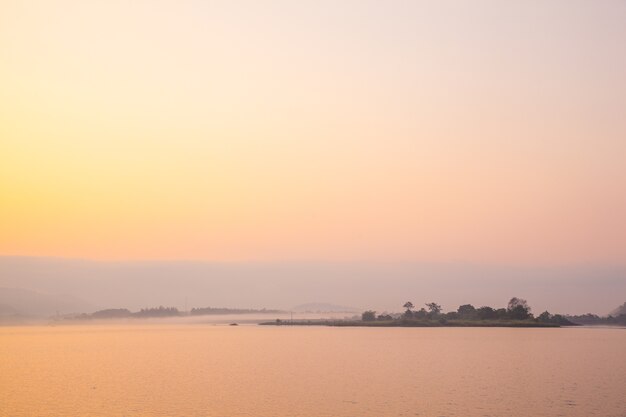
top-left (229, 323), bottom-right (238, 326)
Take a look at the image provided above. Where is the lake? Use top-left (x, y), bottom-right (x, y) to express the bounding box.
top-left (1, 325), bottom-right (624, 417)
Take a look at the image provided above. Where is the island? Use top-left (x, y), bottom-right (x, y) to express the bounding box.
top-left (261, 298), bottom-right (580, 327)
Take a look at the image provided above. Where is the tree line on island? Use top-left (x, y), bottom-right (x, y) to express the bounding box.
top-left (63, 299), bottom-right (625, 326)
top-left (566, 301), bottom-right (626, 326)
top-left (69, 305), bottom-right (284, 320)
top-left (266, 298), bottom-right (625, 327)
top-left (361, 297), bottom-right (576, 326)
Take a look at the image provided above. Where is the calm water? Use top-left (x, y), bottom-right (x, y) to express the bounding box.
top-left (1, 325), bottom-right (624, 417)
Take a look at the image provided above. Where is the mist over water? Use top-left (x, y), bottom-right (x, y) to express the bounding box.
top-left (1, 257), bottom-right (624, 316)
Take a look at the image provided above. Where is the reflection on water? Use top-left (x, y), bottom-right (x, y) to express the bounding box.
top-left (1, 325), bottom-right (624, 417)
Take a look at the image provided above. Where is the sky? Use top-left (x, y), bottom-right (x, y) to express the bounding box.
top-left (1, 0), bottom-right (625, 265)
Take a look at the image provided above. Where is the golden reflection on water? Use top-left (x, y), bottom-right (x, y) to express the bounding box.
top-left (1, 325), bottom-right (624, 417)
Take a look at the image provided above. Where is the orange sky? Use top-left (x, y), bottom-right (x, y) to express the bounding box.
top-left (1, 1), bottom-right (625, 264)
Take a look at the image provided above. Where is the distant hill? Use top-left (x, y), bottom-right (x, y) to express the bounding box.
top-left (292, 302), bottom-right (359, 313)
top-left (610, 302), bottom-right (626, 316)
top-left (0, 287), bottom-right (96, 317)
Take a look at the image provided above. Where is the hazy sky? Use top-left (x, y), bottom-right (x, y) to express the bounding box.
top-left (1, 1), bottom-right (625, 264)
top-left (2, 257), bottom-right (625, 314)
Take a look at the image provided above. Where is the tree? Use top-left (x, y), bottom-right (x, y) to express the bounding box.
top-left (476, 306), bottom-right (497, 320)
top-left (425, 302), bottom-right (442, 317)
top-left (445, 311), bottom-right (459, 320)
top-left (414, 308), bottom-right (427, 319)
top-left (403, 301), bottom-right (414, 318)
top-left (507, 297), bottom-right (531, 320)
top-left (361, 310), bottom-right (376, 321)
top-left (495, 308), bottom-right (508, 319)
top-left (537, 311), bottom-right (552, 322)
top-left (551, 314), bottom-right (571, 325)
top-left (507, 297), bottom-right (529, 310)
top-left (457, 304), bottom-right (476, 319)
top-left (133, 306), bottom-right (180, 318)
top-left (91, 308), bottom-right (132, 319)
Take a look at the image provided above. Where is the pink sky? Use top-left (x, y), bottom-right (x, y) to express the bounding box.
top-left (1, 1), bottom-right (625, 265)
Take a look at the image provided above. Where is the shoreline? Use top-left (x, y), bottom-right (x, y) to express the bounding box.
top-left (259, 319), bottom-right (564, 328)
